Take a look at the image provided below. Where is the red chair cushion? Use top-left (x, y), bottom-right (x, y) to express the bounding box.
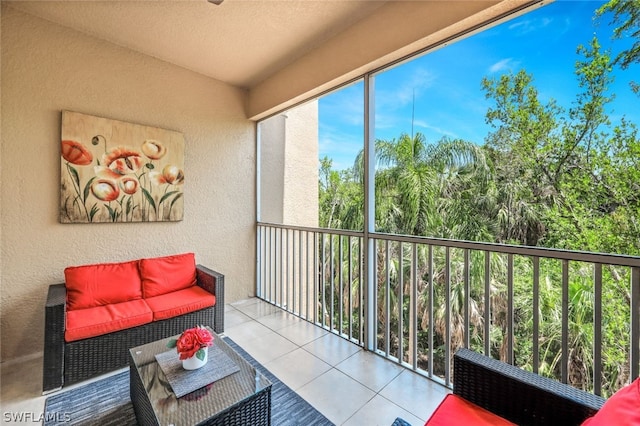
top-left (139, 253), bottom-right (197, 298)
top-left (144, 285), bottom-right (215, 321)
top-left (425, 394), bottom-right (516, 426)
top-left (64, 260), bottom-right (142, 311)
top-left (581, 377), bottom-right (640, 425)
top-left (65, 299), bottom-right (152, 342)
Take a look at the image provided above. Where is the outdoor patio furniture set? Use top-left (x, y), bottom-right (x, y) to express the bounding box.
top-left (42, 254), bottom-right (639, 425)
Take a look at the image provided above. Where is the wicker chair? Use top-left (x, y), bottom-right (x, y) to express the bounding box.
top-left (42, 264), bottom-right (224, 394)
top-left (393, 348), bottom-right (606, 426)
top-left (452, 348), bottom-right (605, 425)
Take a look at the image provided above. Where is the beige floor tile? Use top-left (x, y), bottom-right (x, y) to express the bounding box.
top-left (256, 310), bottom-right (303, 331)
top-left (297, 368), bottom-right (376, 425)
top-left (379, 370), bottom-right (449, 421)
top-left (224, 317), bottom-right (274, 344)
top-left (302, 332), bottom-right (362, 366)
top-left (343, 394), bottom-right (425, 426)
top-left (224, 308), bottom-right (254, 329)
top-left (233, 299), bottom-right (280, 319)
top-left (1, 355), bottom-right (47, 417)
top-left (263, 348), bottom-right (332, 391)
top-left (336, 350), bottom-right (404, 392)
top-left (276, 320), bottom-right (328, 346)
top-left (231, 330), bottom-right (298, 365)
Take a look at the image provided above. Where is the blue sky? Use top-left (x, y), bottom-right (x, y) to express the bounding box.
top-left (319, 0), bottom-right (639, 171)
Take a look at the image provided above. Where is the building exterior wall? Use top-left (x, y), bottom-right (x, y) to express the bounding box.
top-left (1, 6), bottom-right (256, 361)
top-left (259, 101), bottom-right (319, 228)
top-left (282, 101), bottom-right (319, 227)
top-left (258, 115), bottom-right (286, 224)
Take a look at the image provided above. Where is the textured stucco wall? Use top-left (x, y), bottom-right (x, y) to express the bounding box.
top-left (258, 101), bottom-right (318, 227)
top-left (0, 5), bottom-right (257, 361)
top-left (282, 101), bottom-right (319, 227)
top-left (258, 115), bottom-right (286, 224)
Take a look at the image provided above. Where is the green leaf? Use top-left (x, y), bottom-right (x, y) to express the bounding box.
top-left (89, 204), bottom-right (99, 222)
top-left (68, 164), bottom-right (80, 189)
top-left (105, 204), bottom-right (117, 221)
top-left (167, 339), bottom-right (177, 349)
top-left (83, 176), bottom-right (97, 203)
top-left (170, 192), bottom-right (183, 209)
top-left (195, 348), bottom-right (206, 361)
top-left (146, 163), bottom-right (155, 170)
top-left (141, 188), bottom-right (156, 213)
top-left (159, 190), bottom-right (179, 205)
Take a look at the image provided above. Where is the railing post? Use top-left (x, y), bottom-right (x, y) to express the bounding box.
top-left (363, 73), bottom-right (376, 351)
top-left (507, 254), bottom-right (514, 365)
top-left (561, 260), bottom-right (569, 384)
top-left (533, 257), bottom-right (540, 374)
top-left (632, 267), bottom-right (640, 381)
top-left (593, 263), bottom-right (602, 396)
top-left (484, 251), bottom-right (491, 357)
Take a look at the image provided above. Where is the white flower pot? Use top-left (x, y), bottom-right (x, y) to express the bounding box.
top-left (182, 349), bottom-right (208, 370)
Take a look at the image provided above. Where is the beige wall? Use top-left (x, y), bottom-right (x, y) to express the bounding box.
top-left (247, 0), bottom-right (538, 119)
top-left (0, 6), bottom-right (257, 361)
top-left (258, 101), bottom-right (318, 227)
top-left (282, 101), bottom-right (319, 227)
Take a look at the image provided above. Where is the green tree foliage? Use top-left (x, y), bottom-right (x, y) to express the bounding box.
top-left (317, 1), bottom-right (638, 396)
top-left (597, 0), bottom-right (640, 93)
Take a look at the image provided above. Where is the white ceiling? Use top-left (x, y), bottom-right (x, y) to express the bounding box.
top-left (6, 0), bottom-right (391, 89)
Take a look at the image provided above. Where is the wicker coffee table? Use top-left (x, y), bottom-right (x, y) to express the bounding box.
top-left (129, 327), bottom-right (272, 426)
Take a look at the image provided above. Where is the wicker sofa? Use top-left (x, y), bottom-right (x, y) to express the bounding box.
top-left (42, 254), bottom-right (224, 394)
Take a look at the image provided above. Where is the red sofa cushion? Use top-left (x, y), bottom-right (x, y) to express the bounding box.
top-left (140, 253), bottom-right (197, 298)
top-left (425, 394), bottom-right (516, 426)
top-left (144, 285), bottom-right (215, 321)
top-left (65, 299), bottom-right (153, 342)
top-left (581, 377), bottom-right (640, 425)
top-left (64, 260), bottom-right (142, 311)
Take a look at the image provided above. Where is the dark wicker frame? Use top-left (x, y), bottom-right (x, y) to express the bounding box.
top-left (453, 348), bottom-right (606, 426)
top-left (42, 264), bottom-right (224, 394)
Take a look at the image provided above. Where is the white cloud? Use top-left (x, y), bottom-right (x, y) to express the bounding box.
top-left (489, 58), bottom-right (519, 73)
top-left (508, 17), bottom-right (553, 35)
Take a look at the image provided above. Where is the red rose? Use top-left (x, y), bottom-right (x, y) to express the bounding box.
top-left (194, 327), bottom-right (214, 347)
top-left (175, 327), bottom-right (214, 360)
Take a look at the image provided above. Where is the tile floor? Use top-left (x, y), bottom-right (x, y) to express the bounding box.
top-left (0, 298), bottom-right (449, 426)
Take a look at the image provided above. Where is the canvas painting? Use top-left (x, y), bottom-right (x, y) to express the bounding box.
top-left (60, 111), bottom-right (185, 223)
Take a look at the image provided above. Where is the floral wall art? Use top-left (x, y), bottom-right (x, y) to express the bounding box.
top-left (60, 111), bottom-right (185, 223)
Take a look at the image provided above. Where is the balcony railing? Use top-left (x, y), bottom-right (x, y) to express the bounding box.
top-left (256, 222), bottom-right (640, 397)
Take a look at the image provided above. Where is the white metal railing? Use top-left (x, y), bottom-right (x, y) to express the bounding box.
top-left (256, 222), bottom-right (640, 397)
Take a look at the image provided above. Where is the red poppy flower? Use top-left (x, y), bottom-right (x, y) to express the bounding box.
top-left (102, 147), bottom-right (144, 175)
top-left (119, 177), bottom-right (139, 195)
top-left (61, 140), bottom-right (93, 165)
top-left (91, 179), bottom-right (120, 201)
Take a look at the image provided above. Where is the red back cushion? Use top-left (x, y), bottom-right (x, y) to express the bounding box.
top-left (581, 378), bottom-right (640, 425)
top-left (65, 260), bottom-right (142, 311)
top-left (139, 253), bottom-right (197, 298)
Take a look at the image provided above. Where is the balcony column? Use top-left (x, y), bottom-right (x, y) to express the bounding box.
top-left (363, 74), bottom-right (376, 351)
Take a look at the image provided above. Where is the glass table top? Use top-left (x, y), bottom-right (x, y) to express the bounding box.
top-left (129, 327), bottom-right (271, 426)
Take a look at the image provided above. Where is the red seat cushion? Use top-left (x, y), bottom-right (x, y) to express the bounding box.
top-left (144, 285), bottom-right (215, 321)
top-left (425, 394), bottom-right (516, 426)
top-left (64, 260), bottom-right (142, 311)
top-left (139, 253), bottom-right (197, 298)
top-left (65, 299), bottom-right (153, 342)
top-left (581, 377), bottom-right (640, 425)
